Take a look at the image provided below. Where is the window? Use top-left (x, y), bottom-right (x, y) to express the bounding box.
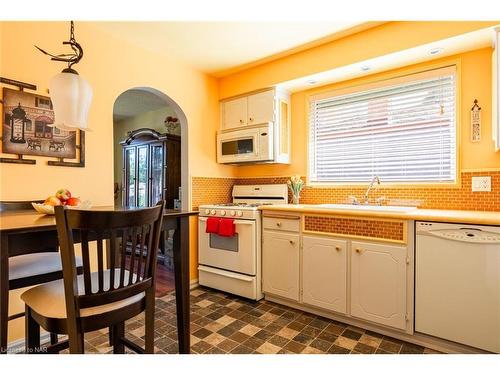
top-left (308, 66), bottom-right (457, 184)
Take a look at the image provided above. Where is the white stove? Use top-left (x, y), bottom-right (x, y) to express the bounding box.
top-left (198, 184), bottom-right (288, 300)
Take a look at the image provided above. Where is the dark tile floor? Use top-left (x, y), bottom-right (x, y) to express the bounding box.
top-left (75, 287), bottom-right (441, 354)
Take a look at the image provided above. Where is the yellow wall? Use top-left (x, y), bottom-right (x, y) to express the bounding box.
top-left (0, 21), bottom-right (235, 344)
top-left (219, 21), bottom-right (500, 99)
top-left (0, 21), bottom-right (234, 203)
top-left (232, 48), bottom-right (500, 178)
top-left (0, 21), bottom-right (238, 280)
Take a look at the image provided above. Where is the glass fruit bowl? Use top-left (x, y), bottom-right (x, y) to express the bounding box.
top-left (32, 200), bottom-right (92, 215)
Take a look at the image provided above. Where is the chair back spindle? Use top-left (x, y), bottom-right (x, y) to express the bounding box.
top-left (54, 202), bottom-right (165, 321)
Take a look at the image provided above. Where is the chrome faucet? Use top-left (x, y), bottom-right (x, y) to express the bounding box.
top-left (363, 175), bottom-right (380, 204)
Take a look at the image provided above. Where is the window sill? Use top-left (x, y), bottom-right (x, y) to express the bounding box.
top-left (306, 181), bottom-right (461, 189)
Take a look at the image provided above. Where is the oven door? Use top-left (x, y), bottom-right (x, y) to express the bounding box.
top-left (198, 217), bottom-right (256, 275)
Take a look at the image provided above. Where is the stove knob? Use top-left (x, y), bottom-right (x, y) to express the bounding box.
top-left (220, 210), bottom-right (226, 216)
top-left (237, 211), bottom-right (243, 217)
top-left (204, 209), bottom-right (210, 215)
top-left (210, 209), bottom-right (216, 215)
top-left (230, 210), bottom-right (236, 216)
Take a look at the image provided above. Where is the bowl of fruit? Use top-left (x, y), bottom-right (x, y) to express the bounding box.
top-left (32, 189), bottom-right (91, 215)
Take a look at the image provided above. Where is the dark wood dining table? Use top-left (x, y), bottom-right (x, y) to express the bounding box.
top-left (0, 206), bottom-right (198, 354)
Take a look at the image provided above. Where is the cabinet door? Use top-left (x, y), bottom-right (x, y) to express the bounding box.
top-left (247, 90), bottom-right (274, 125)
top-left (223, 97), bottom-right (247, 129)
top-left (123, 146), bottom-right (137, 207)
top-left (350, 241), bottom-right (407, 330)
top-left (149, 142), bottom-right (164, 206)
top-left (136, 145), bottom-right (149, 207)
top-left (303, 236), bottom-right (347, 314)
top-left (262, 231), bottom-right (299, 301)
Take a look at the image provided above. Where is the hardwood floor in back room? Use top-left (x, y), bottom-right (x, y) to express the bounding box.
top-left (126, 255), bottom-right (175, 297)
top-left (155, 263), bottom-right (175, 297)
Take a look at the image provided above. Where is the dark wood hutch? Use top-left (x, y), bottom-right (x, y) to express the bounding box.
top-left (120, 128), bottom-right (181, 209)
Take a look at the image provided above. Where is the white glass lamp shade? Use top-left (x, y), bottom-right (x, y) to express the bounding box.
top-left (49, 70), bottom-right (93, 130)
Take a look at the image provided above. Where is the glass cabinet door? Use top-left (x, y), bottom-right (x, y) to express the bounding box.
top-left (150, 143), bottom-right (164, 206)
top-left (136, 145), bottom-right (149, 207)
top-left (124, 147), bottom-right (136, 207)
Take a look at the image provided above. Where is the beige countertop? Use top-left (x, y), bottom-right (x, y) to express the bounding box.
top-left (259, 204), bottom-right (500, 226)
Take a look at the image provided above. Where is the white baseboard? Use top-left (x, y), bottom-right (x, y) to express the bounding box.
top-left (190, 279), bottom-right (199, 290)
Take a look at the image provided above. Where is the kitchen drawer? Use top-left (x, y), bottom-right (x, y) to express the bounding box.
top-left (263, 215), bottom-right (300, 232)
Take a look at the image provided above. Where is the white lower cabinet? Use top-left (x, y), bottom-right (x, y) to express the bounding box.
top-left (262, 230), bottom-right (300, 301)
top-left (350, 241), bottom-right (408, 330)
top-left (302, 236), bottom-right (347, 314)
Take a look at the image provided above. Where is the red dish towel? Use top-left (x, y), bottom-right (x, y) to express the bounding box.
top-left (218, 218), bottom-right (236, 237)
top-left (205, 217), bottom-right (220, 234)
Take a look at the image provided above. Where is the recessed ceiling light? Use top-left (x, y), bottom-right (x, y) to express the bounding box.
top-left (429, 47), bottom-right (444, 55)
top-left (361, 66), bottom-right (371, 71)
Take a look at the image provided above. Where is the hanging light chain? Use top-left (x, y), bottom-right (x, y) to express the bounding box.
top-left (68, 21), bottom-right (79, 68)
top-left (35, 20), bottom-right (84, 71)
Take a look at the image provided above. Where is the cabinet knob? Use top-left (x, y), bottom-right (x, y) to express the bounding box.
top-left (239, 119), bottom-right (244, 124)
top-left (289, 240), bottom-right (295, 245)
top-left (276, 222), bottom-right (282, 227)
top-left (249, 117), bottom-right (254, 122)
top-left (335, 246), bottom-right (341, 251)
top-left (355, 248), bottom-right (362, 254)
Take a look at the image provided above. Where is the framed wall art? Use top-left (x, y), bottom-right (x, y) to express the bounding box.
top-left (1, 87), bottom-right (77, 159)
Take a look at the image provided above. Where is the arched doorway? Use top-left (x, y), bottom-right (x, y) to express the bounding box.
top-left (113, 87), bottom-right (188, 296)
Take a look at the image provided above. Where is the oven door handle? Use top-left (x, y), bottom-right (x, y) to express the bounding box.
top-left (199, 217), bottom-right (254, 225)
top-left (198, 265), bottom-right (254, 282)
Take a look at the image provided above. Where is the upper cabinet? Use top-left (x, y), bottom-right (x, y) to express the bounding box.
top-left (493, 27), bottom-right (500, 151)
top-left (246, 90), bottom-right (275, 126)
top-left (222, 90), bottom-right (275, 129)
top-left (222, 96), bottom-right (248, 129)
top-left (219, 88), bottom-right (291, 164)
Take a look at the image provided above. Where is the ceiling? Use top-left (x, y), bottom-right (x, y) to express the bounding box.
top-left (91, 22), bottom-right (377, 76)
top-left (113, 89), bottom-right (170, 121)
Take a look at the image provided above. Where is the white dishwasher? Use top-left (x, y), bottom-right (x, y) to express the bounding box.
top-left (415, 221), bottom-right (500, 353)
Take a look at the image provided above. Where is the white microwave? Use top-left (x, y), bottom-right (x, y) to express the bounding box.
top-left (217, 123), bottom-right (274, 164)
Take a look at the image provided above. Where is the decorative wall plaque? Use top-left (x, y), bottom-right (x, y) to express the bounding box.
top-left (471, 99), bottom-right (481, 143)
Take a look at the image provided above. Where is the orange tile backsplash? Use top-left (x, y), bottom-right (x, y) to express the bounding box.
top-left (191, 171), bottom-right (500, 211)
top-left (191, 177), bottom-right (234, 210)
top-left (304, 215), bottom-right (405, 242)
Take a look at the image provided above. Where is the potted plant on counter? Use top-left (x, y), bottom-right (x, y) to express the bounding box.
top-left (287, 175), bottom-right (304, 205)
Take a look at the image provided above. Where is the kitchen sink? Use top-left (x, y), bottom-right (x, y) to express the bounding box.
top-left (304, 203), bottom-right (417, 212)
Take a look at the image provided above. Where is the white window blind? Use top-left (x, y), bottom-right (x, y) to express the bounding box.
top-left (308, 66), bottom-right (457, 184)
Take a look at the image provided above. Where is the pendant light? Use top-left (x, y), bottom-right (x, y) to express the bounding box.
top-left (35, 21), bottom-right (93, 130)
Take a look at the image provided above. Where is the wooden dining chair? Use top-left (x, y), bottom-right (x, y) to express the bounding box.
top-left (21, 201), bottom-right (165, 354)
top-left (0, 200), bottom-right (83, 346)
